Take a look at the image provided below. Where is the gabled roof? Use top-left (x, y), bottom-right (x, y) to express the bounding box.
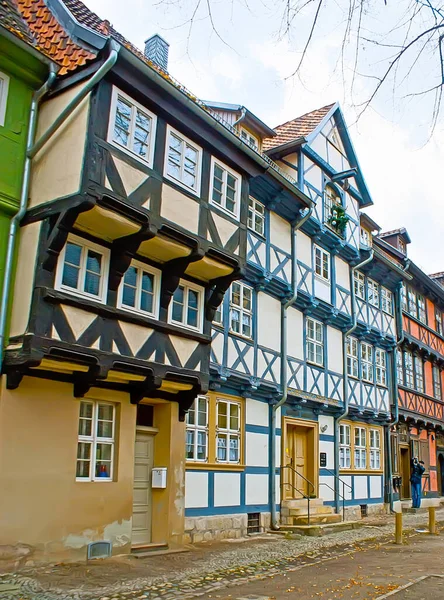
top-left (6, 0), bottom-right (96, 75)
top-left (263, 103), bottom-right (335, 151)
top-left (380, 228), bottom-right (411, 244)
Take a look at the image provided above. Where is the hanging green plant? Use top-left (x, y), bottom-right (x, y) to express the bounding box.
top-left (328, 204), bottom-right (350, 237)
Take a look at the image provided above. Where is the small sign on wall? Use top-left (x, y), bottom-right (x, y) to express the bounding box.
top-left (152, 467), bottom-right (167, 488)
top-left (320, 452), bottom-right (327, 468)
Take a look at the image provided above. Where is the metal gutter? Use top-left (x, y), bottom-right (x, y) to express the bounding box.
top-left (0, 41), bottom-right (120, 371)
top-left (0, 25), bottom-right (58, 69)
top-left (334, 249), bottom-right (374, 514)
top-left (270, 206), bottom-right (313, 530)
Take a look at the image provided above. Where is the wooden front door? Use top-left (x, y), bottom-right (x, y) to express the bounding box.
top-left (400, 446), bottom-right (411, 499)
top-left (285, 425), bottom-right (310, 499)
top-left (132, 430), bottom-right (154, 546)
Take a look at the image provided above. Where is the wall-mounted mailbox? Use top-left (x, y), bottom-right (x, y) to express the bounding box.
top-left (152, 467), bottom-right (167, 488)
top-left (320, 452), bottom-right (327, 468)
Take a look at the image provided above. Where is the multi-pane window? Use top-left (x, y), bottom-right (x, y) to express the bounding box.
top-left (433, 366), bottom-right (442, 400)
top-left (240, 127), bottom-right (259, 150)
top-left (186, 396), bottom-right (208, 462)
top-left (354, 271), bottom-right (365, 300)
top-left (375, 349), bottom-right (387, 386)
top-left (118, 261), bottom-right (160, 317)
top-left (216, 399), bottom-right (241, 463)
top-left (417, 295), bottom-right (426, 323)
top-left (397, 351), bottom-right (404, 386)
top-left (404, 350), bottom-right (414, 388)
top-left (306, 317), bottom-right (324, 366)
top-left (401, 282), bottom-right (408, 312)
top-left (354, 427), bottom-right (367, 469)
top-left (346, 336), bottom-right (359, 378)
top-left (77, 401), bottom-right (115, 481)
top-left (436, 310), bottom-right (443, 336)
top-left (57, 236), bottom-right (108, 302)
top-left (248, 197), bottom-right (265, 236)
top-left (339, 424), bottom-right (351, 468)
top-left (381, 287), bottom-right (393, 315)
top-left (213, 303), bottom-right (223, 326)
top-left (109, 87), bottom-right (156, 164)
top-left (367, 279), bottom-right (379, 308)
top-left (210, 159), bottom-right (241, 217)
top-left (314, 246), bottom-right (330, 281)
top-left (169, 281), bottom-right (203, 331)
top-left (361, 342), bottom-right (374, 382)
top-left (0, 71), bottom-right (9, 127)
top-left (408, 288), bottom-right (417, 318)
top-left (414, 356), bottom-right (424, 392)
top-left (324, 185), bottom-right (341, 226)
top-left (360, 228), bottom-right (371, 247)
top-left (230, 282), bottom-right (253, 338)
top-left (165, 127), bottom-right (201, 193)
top-left (370, 429), bottom-right (381, 470)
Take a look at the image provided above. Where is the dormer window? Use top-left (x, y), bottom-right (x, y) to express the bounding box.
top-left (398, 238), bottom-right (406, 254)
top-left (360, 227), bottom-right (372, 247)
top-left (240, 127), bottom-right (259, 150)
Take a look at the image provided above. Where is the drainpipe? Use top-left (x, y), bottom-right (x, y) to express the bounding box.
top-left (270, 205), bottom-right (313, 530)
top-left (334, 249), bottom-right (374, 514)
top-left (0, 41), bottom-right (120, 370)
top-left (233, 107), bottom-right (246, 129)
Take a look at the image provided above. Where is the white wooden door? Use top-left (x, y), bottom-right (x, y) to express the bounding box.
top-left (132, 430), bottom-right (154, 546)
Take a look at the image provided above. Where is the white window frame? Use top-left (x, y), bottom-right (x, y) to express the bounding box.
top-left (381, 287), bottom-right (393, 315)
top-left (339, 424), bottom-right (351, 469)
top-left (107, 86), bottom-right (157, 166)
top-left (404, 350), bottom-right (414, 388)
top-left (164, 125), bottom-right (202, 195)
top-left (209, 157), bottom-right (241, 219)
top-left (0, 71), bottom-right (10, 127)
top-left (55, 234), bottom-right (109, 303)
top-left (417, 294), bottom-right (427, 324)
top-left (168, 279), bottom-right (204, 332)
top-left (433, 366), bottom-right (442, 400)
top-left (354, 427), bottom-right (367, 470)
top-left (213, 302), bottom-right (223, 326)
top-left (314, 245), bottom-right (330, 282)
top-left (360, 227), bottom-right (371, 247)
top-left (186, 396), bottom-right (209, 462)
top-left (408, 288), bottom-right (418, 318)
top-left (216, 398), bottom-right (241, 464)
top-left (436, 310), bottom-right (443, 336)
top-left (248, 197), bottom-right (265, 237)
top-left (401, 282), bottom-right (408, 312)
top-left (375, 348), bottom-right (387, 386)
top-left (354, 271), bottom-right (365, 300)
top-left (414, 355), bottom-right (424, 393)
top-left (306, 317), bottom-right (324, 367)
top-left (229, 282), bottom-right (253, 339)
top-left (76, 400), bottom-right (115, 482)
top-left (361, 342), bottom-right (374, 383)
top-left (367, 279), bottom-right (380, 308)
top-left (240, 126), bottom-right (259, 150)
top-left (397, 351), bottom-right (404, 386)
top-left (370, 429), bottom-right (381, 470)
top-left (117, 259), bottom-right (161, 318)
top-left (346, 336), bottom-right (359, 378)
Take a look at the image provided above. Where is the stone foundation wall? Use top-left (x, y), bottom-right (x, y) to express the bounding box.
top-left (184, 513), bottom-right (272, 544)
top-left (343, 503), bottom-right (387, 521)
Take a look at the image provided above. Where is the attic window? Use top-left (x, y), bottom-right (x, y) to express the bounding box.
top-left (240, 127), bottom-right (259, 150)
top-left (360, 228), bottom-right (372, 247)
top-left (398, 238), bottom-right (406, 254)
top-left (327, 127), bottom-right (342, 151)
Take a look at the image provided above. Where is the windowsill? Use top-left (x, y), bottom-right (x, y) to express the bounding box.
top-left (339, 469), bottom-right (384, 475)
top-left (314, 274), bottom-right (331, 285)
top-left (186, 462), bottom-right (245, 471)
top-left (118, 303), bottom-right (158, 320)
top-left (164, 172), bottom-right (200, 197)
top-left (209, 199), bottom-right (240, 222)
top-left (56, 285), bottom-right (106, 305)
top-left (168, 319), bottom-right (203, 335)
top-left (307, 359), bottom-right (324, 368)
top-left (229, 329), bottom-right (253, 342)
top-left (107, 138), bottom-right (153, 169)
top-left (247, 228), bottom-right (265, 240)
top-left (76, 478), bottom-right (114, 483)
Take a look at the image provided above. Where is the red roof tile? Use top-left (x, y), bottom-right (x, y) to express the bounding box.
top-left (263, 103), bottom-right (335, 151)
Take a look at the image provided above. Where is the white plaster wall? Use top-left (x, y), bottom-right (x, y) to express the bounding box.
top-left (327, 326), bottom-right (343, 373)
top-left (227, 337), bottom-right (254, 374)
top-left (246, 473), bottom-right (268, 505)
top-left (287, 309), bottom-right (304, 360)
top-left (340, 475), bottom-right (352, 500)
top-left (246, 399), bottom-right (268, 427)
top-left (310, 134), bottom-right (326, 160)
top-left (257, 293), bottom-right (281, 351)
top-left (276, 434), bottom-right (281, 467)
top-left (210, 329), bottom-right (224, 365)
top-left (335, 257), bottom-right (350, 290)
top-left (319, 476), bottom-right (335, 501)
top-left (185, 472), bottom-right (208, 508)
top-left (303, 158), bottom-right (323, 191)
top-left (275, 474), bottom-right (281, 504)
top-left (270, 212), bottom-right (291, 254)
top-left (297, 230), bottom-right (312, 267)
top-left (214, 473), bottom-right (241, 507)
top-left (276, 152), bottom-right (298, 178)
top-left (314, 278), bottom-right (331, 303)
top-left (370, 476), bottom-right (382, 499)
top-left (319, 415), bottom-right (334, 436)
top-left (328, 145), bottom-right (343, 172)
top-left (319, 440), bottom-right (334, 469)
top-left (246, 432), bottom-right (268, 467)
top-left (353, 475), bottom-right (368, 500)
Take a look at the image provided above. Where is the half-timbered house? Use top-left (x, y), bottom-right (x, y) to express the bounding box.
top-left (0, 0), bottom-right (311, 563)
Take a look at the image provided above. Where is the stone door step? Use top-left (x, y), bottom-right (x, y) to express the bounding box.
top-left (132, 547), bottom-right (189, 559)
top-left (271, 520), bottom-right (365, 537)
top-left (282, 513), bottom-right (342, 526)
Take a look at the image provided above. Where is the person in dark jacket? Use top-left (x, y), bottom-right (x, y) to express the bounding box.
top-left (410, 457), bottom-right (425, 509)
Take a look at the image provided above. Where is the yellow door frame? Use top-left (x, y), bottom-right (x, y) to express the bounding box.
top-left (282, 417), bottom-right (319, 498)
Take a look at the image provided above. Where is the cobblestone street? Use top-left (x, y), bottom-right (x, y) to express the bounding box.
top-left (1, 509), bottom-right (443, 600)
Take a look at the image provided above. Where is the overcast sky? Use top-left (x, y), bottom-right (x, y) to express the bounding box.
top-left (83, 0), bottom-right (443, 274)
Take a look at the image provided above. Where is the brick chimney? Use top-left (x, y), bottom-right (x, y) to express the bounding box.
top-left (144, 34), bottom-right (169, 71)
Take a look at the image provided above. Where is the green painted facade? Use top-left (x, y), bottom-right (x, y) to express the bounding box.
top-left (0, 30), bottom-right (48, 341)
